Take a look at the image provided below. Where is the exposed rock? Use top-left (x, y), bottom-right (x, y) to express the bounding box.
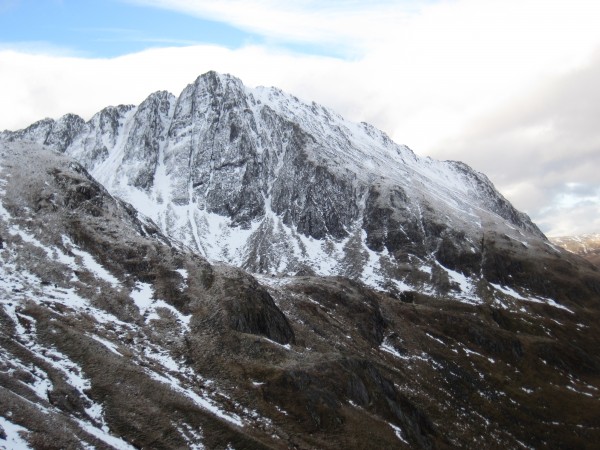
top-left (5, 71), bottom-right (575, 307)
top-left (1, 75), bottom-right (600, 449)
top-left (199, 265), bottom-right (295, 344)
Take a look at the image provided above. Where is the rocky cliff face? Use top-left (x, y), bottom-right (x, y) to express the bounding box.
top-left (8, 71), bottom-right (589, 309)
top-left (1, 140), bottom-right (600, 449)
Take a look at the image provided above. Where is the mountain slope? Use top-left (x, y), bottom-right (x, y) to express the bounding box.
top-left (551, 233), bottom-right (600, 267)
top-left (0, 141), bottom-right (296, 448)
top-left (1, 140), bottom-right (600, 449)
top-left (7, 71), bottom-right (592, 309)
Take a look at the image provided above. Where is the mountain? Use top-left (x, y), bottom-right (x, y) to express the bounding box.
top-left (1, 140), bottom-right (600, 449)
top-left (1, 72), bottom-right (600, 448)
top-left (5, 71), bottom-right (596, 309)
top-left (551, 233), bottom-right (600, 267)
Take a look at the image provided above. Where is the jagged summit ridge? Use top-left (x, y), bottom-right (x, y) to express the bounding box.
top-left (3, 71), bottom-right (556, 302)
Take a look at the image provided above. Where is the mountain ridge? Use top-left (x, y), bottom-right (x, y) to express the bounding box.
top-left (4, 71), bottom-right (575, 309)
top-left (551, 233), bottom-right (600, 267)
top-left (1, 72), bottom-right (600, 448)
top-left (1, 140), bottom-right (599, 449)
top-left (2, 72), bottom-right (540, 236)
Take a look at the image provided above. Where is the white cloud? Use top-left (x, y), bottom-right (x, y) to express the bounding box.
top-left (1, 0), bottom-right (600, 235)
top-left (0, 45), bottom-right (349, 131)
top-left (124, 0), bottom-right (412, 53)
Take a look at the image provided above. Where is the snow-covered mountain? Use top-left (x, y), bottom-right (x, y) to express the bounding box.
top-left (2, 72), bottom-right (600, 448)
top-left (3, 71), bottom-right (573, 306)
top-left (2, 140), bottom-right (600, 449)
top-left (551, 233), bottom-right (600, 267)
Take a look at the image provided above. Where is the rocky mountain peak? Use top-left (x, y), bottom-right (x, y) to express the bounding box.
top-left (1, 74), bottom-right (600, 449)
top-left (2, 71), bottom-right (593, 308)
top-left (193, 70), bottom-right (245, 94)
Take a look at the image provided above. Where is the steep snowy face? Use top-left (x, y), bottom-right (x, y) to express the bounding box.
top-left (3, 71), bottom-right (557, 300)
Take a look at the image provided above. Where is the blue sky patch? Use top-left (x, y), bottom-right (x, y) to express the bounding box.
top-left (0, 0), bottom-right (259, 57)
top-left (0, 0), bottom-right (354, 58)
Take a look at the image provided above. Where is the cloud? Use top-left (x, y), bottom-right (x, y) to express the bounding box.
top-left (536, 190), bottom-right (600, 237)
top-left (123, 0), bottom-right (412, 54)
top-left (430, 49), bottom-right (600, 236)
top-left (0, 45), bottom-right (345, 131)
top-left (0, 41), bottom-right (82, 57)
top-left (117, 0), bottom-right (600, 154)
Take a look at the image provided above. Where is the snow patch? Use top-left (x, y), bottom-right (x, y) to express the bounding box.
top-left (425, 333), bottom-right (446, 346)
top-left (436, 261), bottom-right (480, 304)
top-left (490, 283), bottom-right (527, 301)
top-left (0, 415), bottom-right (33, 449)
top-left (130, 282), bottom-right (191, 330)
top-left (388, 422), bottom-right (409, 444)
top-left (175, 268), bottom-right (189, 286)
top-left (491, 283), bottom-right (574, 313)
top-left (69, 245), bottom-right (121, 288)
top-left (130, 282), bottom-right (154, 315)
top-left (89, 334), bottom-right (123, 356)
top-left (74, 418), bottom-right (137, 450)
top-left (1, 306), bottom-right (122, 444)
top-left (380, 341), bottom-right (409, 360)
top-left (144, 368), bottom-right (243, 427)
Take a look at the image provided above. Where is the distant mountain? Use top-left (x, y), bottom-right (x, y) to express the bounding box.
top-left (551, 233), bottom-right (600, 266)
top-left (2, 72), bottom-right (600, 449)
top-left (3, 71), bottom-right (597, 310)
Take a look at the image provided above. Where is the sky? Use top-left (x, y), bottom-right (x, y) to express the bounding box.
top-left (0, 0), bottom-right (599, 237)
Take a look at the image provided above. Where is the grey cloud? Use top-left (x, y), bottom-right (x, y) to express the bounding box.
top-left (559, 182), bottom-right (600, 199)
top-left (535, 199), bottom-right (600, 237)
top-left (429, 49), bottom-right (600, 236)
